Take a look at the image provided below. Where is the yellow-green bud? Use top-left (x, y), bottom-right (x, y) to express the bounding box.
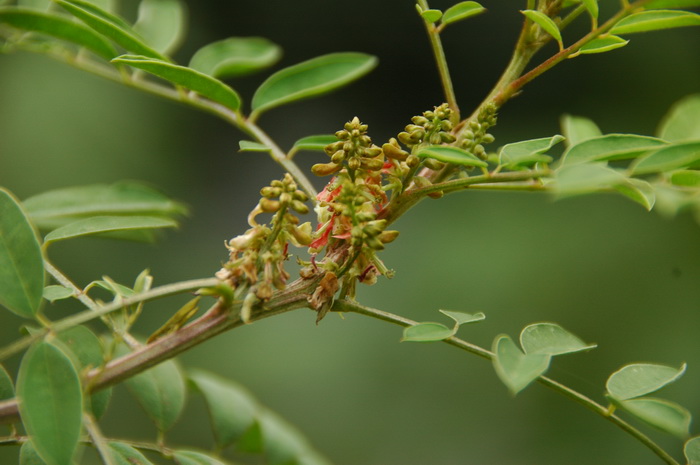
top-left (348, 157), bottom-right (361, 170)
top-left (259, 198), bottom-right (280, 213)
top-left (379, 230), bottom-right (400, 244)
top-left (291, 200), bottom-right (309, 214)
top-left (311, 162), bottom-right (342, 176)
top-left (423, 158), bottom-right (445, 170)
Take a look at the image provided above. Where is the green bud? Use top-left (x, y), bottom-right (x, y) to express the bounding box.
top-left (423, 158), bottom-right (445, 170)
top-left (412, 176), bottom-right (432, 188)
top-left (348, 157), bottom-right (361, 170)
top-left (311, 162), bottom-right (342, 176)
top-left (429, 132), bottom-right (443, 145)
top-left (398, 132), bottom-right (413, 146)
top-left (259, 198), bottom-right (280, 213)
top-left (482, 133), bottom-right (495, 144)
top-left (440, 133), bottom-right (456, 143)
top-left (260, 186), bottom-right (281, 198)
top-left (379, 230), bottom-right (400, 244)
top-left (331, 150), bottom-right (346, 164)
top-left (360, 158), bottom-right (384, 171)
top-left (406, 155), bottom-right (420, 167)
top-left (291, 200), bottom-right (309, 214)
top-left (279, 192), bottom-right (292, 205)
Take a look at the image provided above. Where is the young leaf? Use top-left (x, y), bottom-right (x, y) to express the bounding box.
top-left (133, 0), bottom-right (186, 55)
top-left (670, 169), bottom-right (700, 187)
top-left (109, 442), bottom-right (154, 465)
top-left (520, 322), bottom-right (596, 356)
top-left (581, 0), bottom-right (599, 25)
top-left (239, 140), bottom-right (271, 152)
top-left (0, 364), bottom-right (13, 401)
top-left (42, 285), bottom-right (74, 302)
top-left (20, 441), bottom-right (48, 465)
top-left (441, 1), bottom-right (486, 26)
top-left (402, 322), bottom-right (455, 342)
top-left (657, 93), bottom-right (700, 142)
top-left (189, 37), bottom-right (282, 79)
top-left (554, 163), bottom-right (626, 197)
top-left (251, 52), bottom-right (378, 117)
top-left (618, 397), bottom-right (691, 438)
top-left (17, 341), bottom-right (83, 465)
top-left (561, 134), bottom-right (667, 165)
top-left (610, 9), bottom-right (700, 35)
top-left (188, 370), bottom-right (258, 449)
top-left (606, 362), bottom-right (686, 400)
top-left (438, 310), bottom-right (485, 326)
top-left (645, 0), bottom-right (700, 8)
top-left (630, 141), bottom-right (700, 175)
top-left (289, 135), bottom-right (337, 157)
top-left (577, 35), bottom-right (629, 54)
top-left (420, 9), bottom-right (442, 23)
top-left (521, 10), bottom-right (563, 49)
top-left (498, 135), bottom-right (564, 168)
top-left (112, 55), bottom-right (242, 111)
top-left (0, 188), bottom-right (44, 319)
top-left (560, 114), bottom-right (602, 147)
top-left (0, 8), bottom-right (118, 60)
top-left (173, 450), bottom-right (227, 465)
top-left (55, 0), bottom-right (168, 60)
top-left (492, 334), bottom-right (551, 395)
top-left (415, 146), bottom-right (488, 167)
top-left (685, 436), bottom-right (700, 465)
top-left (614, 177), bottom-right (656, 211)
top-left (43, 215), bottom-right (177, 246)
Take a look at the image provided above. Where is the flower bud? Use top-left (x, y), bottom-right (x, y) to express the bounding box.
top-left (382, 141), bottom-right (409, 161)
top-left (311, 162), bottom-right (342, 176)
top-left (291, 200), bottom-right (309, 214)
top-left (406, 155), bottom-right (420, 167)
top-left (379, 230), bottom-right (400, 244)
top-left (259, 198), bottom-right (280, 213)
top-left (348, 157), bottom-right (361, 171)
top-left (360, 158), bottom-right (384, 171)
top-left (260, 186), bottom-right (281, 198)
top-left (423, 158), bottom-right (445, 170)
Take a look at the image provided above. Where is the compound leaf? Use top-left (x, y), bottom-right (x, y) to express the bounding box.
top-left (189, 37), bottom-right (282, 79)
top-left (631, 141), bottom-right (700, 175)
top-left (606, 362), bottom-right (686, 400)
top-left (442, 1), bottom-right (486, 26)
top-left (133, 0), bottom-right (187, 55)
top-left (520, 322), bottom-right (596, 356)
top-left (657, 93), bottom-right (700, 142)
top-left (415, 145), bottom-right (488, 167)
top-left (618, 397), bottom-right (691, 438)
top-left (402, 322), bottom-right (454, 342)
top-left (492, 334), bottom-right (551, 395)
top-left (561, 134), bottom-right (667, 165)
top-left (611, 9), bottom-right (700, 34)
top-left (521, 10), bottom-right (563, 49)
top-left (43, 215), bottom-right (177, 245)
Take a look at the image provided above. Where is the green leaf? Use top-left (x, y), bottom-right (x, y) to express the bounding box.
top-left (189, 37), bottom-right (282, 79)
top-left (112, 55), bottom-right (242, 111)
top-left (442, 1), bottom-right (486, 26)
top-left (415, 145), bottom-right (488, 167)
top-left (20, 441), bottom-right (48, 465)
top-left (618, 397), bottom-right (691, 438)
top-left (17, 341), bottom-right (82, 465)
top-left (17, 0), bottom-right (52, 10)
top-left (188, 370), bottom-right (258, 449)
top-left (610, 10), bottom-right (700, 35)
top-left (133, 0), bottom-right (187, 55)
top-left (614, 177), bottom-right (656, 210)
top-left (554, 163), bottom-right (626, 196)
top-left (420, 9), bottom-right (442, 23)
top-left (0, 7), bottom-right (118, 60)
top-left (109, 441), bottom-right (154, 465)
top-left (0, 364), bottom-right (14, 401)
top-left (560, 114), bottom-right (602, 147)
top-left (521, 10), bottom-right (563, 49)
top-left (438, 310), bottom-right (485, 326)
top-left (251, 52), bottom-right (378, 117)
top-left (43, 215), bottom-right (177, 245)
top-left (258, 409), bottom-right (311, 465)
top-left (631, 141), bottom-right (700, 175)
top-left (493, 335), bottom-right (551, 395)
top-left (645, 0), bottom-right (700, 8)
top-left (606, 362), bottom-right (686, 400)
top-left (123, 352), bottom-right (186, 432)
top-left (670, 170), bottom-right (700, 187)
top-left (498, 135), bottom-right (564, 168)
top-left (173, 450), bottom-right (227, 465)
top-left (42, 285), bottom-right (74, 302)
top-left (289, 135), bottom-right (337, 156)
top-left (239, 140), bottom-right (271, 152)
top-left (561, 134), bottom-right (667, 165)
top-left (0, 188), bottom-right (44, 319)
top-left (657, 93), bottom-right (700, 142)
top-left (581, 0), bottom-right (599, 22)
top-left (402, 322), bottom-right (455, 342)
top-left (685, 436), bottom-right (700, 465)
top-left (577, 35), bottom-right (629, 54)
top-left (520, 322), bottom-right (596, 356)
top-left (55, 0), bottom-right (167, 60)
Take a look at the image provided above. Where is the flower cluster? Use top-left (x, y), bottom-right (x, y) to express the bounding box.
top-left (460, 102), bottom-right (497, 159)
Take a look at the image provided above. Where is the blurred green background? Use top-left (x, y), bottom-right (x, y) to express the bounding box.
top-left (1, 0), bottom-right (700, 464)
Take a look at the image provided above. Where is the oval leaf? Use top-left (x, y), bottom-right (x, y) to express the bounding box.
top-left (577, 35), bottom-right (629, 54)
top-left (562, 134), bottom-right (667, 165)
top-left (521, 10), bottom-right (563, 48)
top-left (492, 334), bottom-right (551, 395)
top-left (0, 188), bottom-right (44, 319)
top-left (670, 169), bottom-right (700, 187)
top-left (109, 441), bottom-right (154, 465)
top-left (188, 370), bottom-right (258, 449)
top-left (20, 441), bottom-right (48, 465)
top-left (251, 52), bottom-right (378, 117)
top-left (17, 341), bottom-right (82, 465)
top-left (173, 450), bottom-right (227, 465)
top-left (402, 322), bottom-right (455, 342)
top-left (258, 409), bottom-right (312, 465)
top-left (43, 215), bottom-right (177, 245)
top-left (619, 397), bottom-right (691, 438)
top-left (415, 145), bottom-right (488, 167)
top-left (631, 141), bottom-right (700, 175)
top-left (42, 285), bottom-right (74, 303)
top-left (438, 310), bottom-right (485, 326)
top-left (560, 114), bottom-right (602, 147)
top-left (133, 0), bottom-right (187, 55)
top-left (420, 9), bottom-right (442, 23)
top-left (0, 8), bottom-right (118, 60)
top-left (499, 135), bottom-right (564, 168)
top-left (112, 55), bottom-right (242, 111)
top-left (554, 163), bottom-right (626, 196)
top-left (189, 37), bottom-right (282, 79)
top-left (645, 0), bottom-right (700, 8)
top-left (614, 177), bottom-right (656, 210)
top-left (520, 322), bottom-right (596, 356)
top-left (657, 93), bottom-right (700, 142)
top-left (606, 362), bottom-right (686, 400)
top-left (611, 9), bottom-right (700, 35)
top-left (685, 436), bottom-right (700, 465)
top-left (442, 1), bottom-right (486, 26)
top-left (0, 364), bottom-right (14, 401)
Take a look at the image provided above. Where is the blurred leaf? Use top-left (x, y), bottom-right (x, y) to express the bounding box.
top-left (631, 141), bottom-right (700, 175)
top-left (43, 215), bottom-right (177, 245)
top-left (492, 334), bottom-right (551, 395)
top-left (614, 177), bottom-right (656, 210)
top-left (670, 169), bottom-right (700, 186)
top-left (0, 188), bottom-right (44, 319)
top-left (581, 0), bottom-right (599, 22)
top-left (520, 322), bottom-right (596, 356)
top-left (289, 135), bottom-right (336, 156)
top-left (17, 341), bottom-right (82, 465)
top-left (415, 146), bottom-right (488, 167)
top-left (55, 0), bottom-right (168, 60)
top-left (442, 1), bottom-right (486, 26)
top-left (251, 52), bottom-right (378, 117)
top-left (23, 182), bottom-right (186, 230)
top-left (173, 450), bottom-right (227, 465)
top-left (133, 0), bottom-right (187, 55)
top-left (606, 362), bottom-right (686, 400)
top-left (239, 140), bottom-right (271, 152)
top-left (521, 10), bottom-right (563, 48)
top-left (685, 436), bottom-right (700, 465)
top-left (561, 134), bottom-right (667, 165)
top-left (554, 163), bottom-right (626, 196)
top-left (17, 0), bottom-right (51, 10)
top-left (189, 37), bottom-right (282, 79)
top-left (147, 296), bottom-right (199, 343)
top-left (645, 0), bottom-right (700, 7)
top-left (577, 35), bottom-right (628, 54)
top-left (560, 114), bottom-right (602, 147)
top-left (0, 364), bottom-right (13, 401)
top-left (402, 322), bottom-right (454, 342)
top-left (439, 310), bottom-right (485, 326)
top-left (109, 442), bottom-right (154, 465)
top-left (611, 10), bottom-right (700, 35)
top-left (498, 135), bottom-right (564, 168)
top-left (188, 370), bottom-right (258, 449)
top-left (420, 9), bottom-right (442, 22)
top-left (19, 441), bottom-right (48, 465)
top-left (236, 421), bottom-right (263, 453)
top-left (42, 285), bottom-right (74, 302)
top-left (619, 397), bottom-right (691, 438)
top-left (0, 8), bottom-right (118, 60)
top-left (657, 93), bottom-right (700, 142)
top-left (112, 55), bottom-right (242, 111)
top-left (258, 409), bottom-right (312, 465)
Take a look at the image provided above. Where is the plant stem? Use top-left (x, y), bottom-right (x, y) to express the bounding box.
top-left (332, 299), bottom-right (681, 465)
